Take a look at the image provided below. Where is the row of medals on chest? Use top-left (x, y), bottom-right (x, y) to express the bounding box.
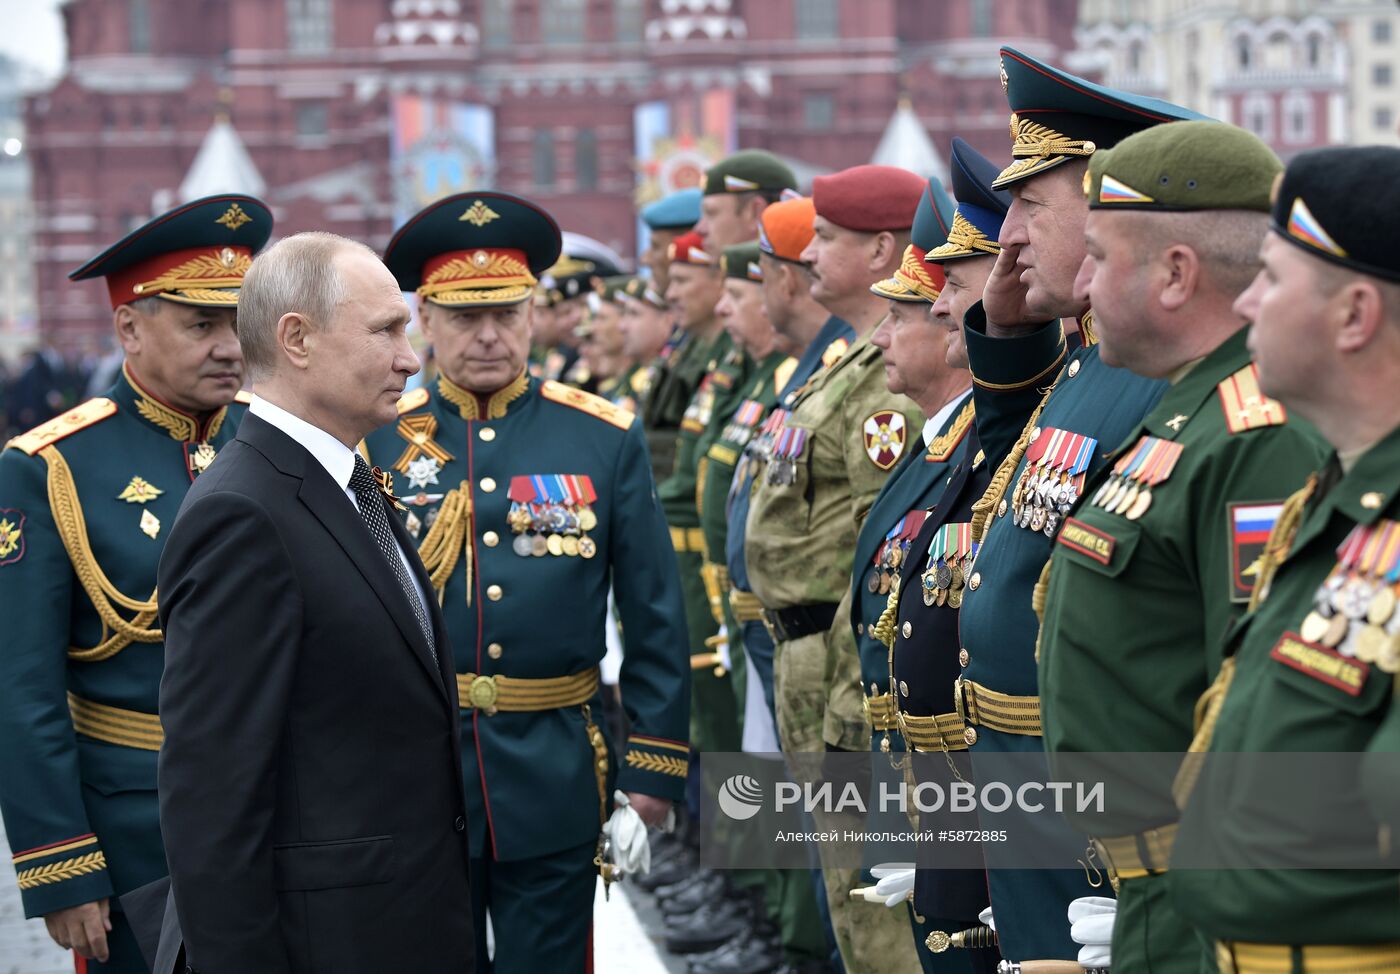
top-left (866, 533), bottom-right (976, 609)
top-left (506, 501), bottom-right (598, 559)
top-left (1299, 539), bottom-right (1400, 673)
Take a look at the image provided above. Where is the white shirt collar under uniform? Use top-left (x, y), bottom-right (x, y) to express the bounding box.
top-left (921, 388), bottom-right (972, 447)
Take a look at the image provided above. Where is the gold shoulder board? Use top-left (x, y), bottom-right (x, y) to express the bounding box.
top-left (234, 390), bottom-right (253, 404)
top-left (540, 380), bottom-right (635, 431)
top-left (397, 387), bottom-right (431, 414)
top-left (1218, 364), bottom-right (1287, 434)
top-left (821, 338), bottom-right (850, 368)
top-left (6, 398), bottom-right (118, 456)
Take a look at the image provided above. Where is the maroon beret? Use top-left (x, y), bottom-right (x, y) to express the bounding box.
top-left (812, 165), bottom-right (927, 232)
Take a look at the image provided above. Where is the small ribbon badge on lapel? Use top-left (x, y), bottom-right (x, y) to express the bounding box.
top-left (372, 465), bottom-right (408, 511)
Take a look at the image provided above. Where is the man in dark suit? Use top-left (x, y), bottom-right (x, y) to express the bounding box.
top-left (156, 231), bottom-right (474, 973)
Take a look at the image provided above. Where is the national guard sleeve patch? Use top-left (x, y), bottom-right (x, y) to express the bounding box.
top-left (0, 509), bottom-right (24, 566)
top-left (1057, 517), bottom-right (1115, 565)
top-left (1271, 631), bottom-right (1367, 696)
top-left (1228, 501), bottom-right (1284, 603)
top-left (6, 398), bottom-right (117, 455)
top-left (396, 386), bottom-right (431, 414)
top-left (540, 380), bottom-right (635, 430)
top-left (1218, 364), bottom-right (1287, 434)
top-left (863, 411), bottom-right (907, 470)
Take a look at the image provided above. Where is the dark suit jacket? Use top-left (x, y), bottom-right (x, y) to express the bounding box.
top-left (156, 413), bottom-right (474, 974)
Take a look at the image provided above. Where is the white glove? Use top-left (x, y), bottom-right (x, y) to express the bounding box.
top-left (1068, 896), bottom-right (1116, 968)
top-left (716, 625), bottom-right (732, 672)
top-left (605, 790), bottom-right (668, 876)
top-left (869, 863), bottom-right (916, 907)
top-left (978, 904), bottom-right (996, 933)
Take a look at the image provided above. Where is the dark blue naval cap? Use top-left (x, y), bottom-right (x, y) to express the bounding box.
top-left (383, 191), bottom-right (562, 308)
top-left (870, 178), bottom-right (956, 304)
top-left (926, 137), bottom-right (1012, 264)
top-left (641, 188), bottom-right (702, 232)
top-left (994, 46), bottom-right (1209, 190)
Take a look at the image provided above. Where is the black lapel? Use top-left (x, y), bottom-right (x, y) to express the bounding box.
top-left (238, 414), bottom-right (448, 698)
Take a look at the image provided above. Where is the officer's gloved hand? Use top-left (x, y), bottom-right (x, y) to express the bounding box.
top-left (977, 904), bottom-right (996, 932)
top-left (869, 863), bottom-right (915, 907)
top-left (607, 790), bottom-right (673, 875)
top-left (1068, 896), bottom-right (1115, 968)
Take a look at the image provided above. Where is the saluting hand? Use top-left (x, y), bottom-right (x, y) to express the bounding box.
top-left (981, 243), bottom-right (1041, 336)
top-left (44, 898), bottom-right (111, 962)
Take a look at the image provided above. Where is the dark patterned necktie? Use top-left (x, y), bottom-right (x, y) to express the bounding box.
top-left (349, 454), bottom-right (437, 664)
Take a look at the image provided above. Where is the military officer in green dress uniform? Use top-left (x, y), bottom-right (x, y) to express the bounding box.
top-left (745, 163), bottom-right (929, 974)
top-left (943, 48), bottom-right (1207, 964)
top-left (652, 232), bottom-right (747, 770)
top-left (363, 191), bottom-right (690, 973)
top-left (0, 194), bottom-right (272, 972)
top-left (615, 277), bottom-right (681, 485)
top-left (1037, 121), bottom-right (1328, 973)
top-left (1166, 147), bottom-right (1400, 974)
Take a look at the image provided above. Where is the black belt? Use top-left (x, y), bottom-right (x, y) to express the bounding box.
top-left (762, 602), bottom-right (840, 642)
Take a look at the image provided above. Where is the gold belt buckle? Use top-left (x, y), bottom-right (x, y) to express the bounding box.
top-left (953, 678), bottom-right (970, 724)
top-left (469, 674), bottom-right (499, 715)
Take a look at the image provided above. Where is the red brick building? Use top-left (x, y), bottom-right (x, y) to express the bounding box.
top-left (27, 0), bottom-right (1077, 347)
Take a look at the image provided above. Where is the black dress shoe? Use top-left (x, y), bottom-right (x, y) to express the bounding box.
top-left (635, 849), bottom-right (696, 892)
top-left (689, 928), bottom-right (783, 974)
top-left (655, 866), bottom-right (718, 901)
top-left (661, 872), bottom-right (728, 914)
top-left (665, 899), bottom-right (753, 954)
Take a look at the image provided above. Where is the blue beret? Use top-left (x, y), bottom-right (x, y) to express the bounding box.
top-left (641, 188), bottom-right (702, 231)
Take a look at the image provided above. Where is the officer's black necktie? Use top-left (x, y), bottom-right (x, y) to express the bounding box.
top-left (349, 454), bottom-right (437, 664)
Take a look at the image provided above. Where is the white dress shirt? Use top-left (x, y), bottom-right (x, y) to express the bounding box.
top-left (249, 395), bottom-right (432, 626)
top-left (921, 387), bottom-right (973, 447)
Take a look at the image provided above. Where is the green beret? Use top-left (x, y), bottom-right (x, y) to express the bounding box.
top-left (721, 242), bottom-right (764, 283)
top-left (1271, 146), bottom-right (1400, 284)
top-left (703, 150), bottom-right (798, 197)
top-left (621, 276), bottom-right (668, 310)
top-left (1086, 120), bottom-right (1281, 213)
top-left (597, 274), bottom-right (633, 304)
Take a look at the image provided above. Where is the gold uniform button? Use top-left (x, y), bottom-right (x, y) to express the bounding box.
top-left (1067, 359), bottom-right (1081, 378)
top-left (483, 531), bottom-right (500, 547)
top-left (857, 623), bottom-right (865, 636)
top-left (869, 682), bottom-right (879, 694)
top-left (480, 477), bottom-right (497, 493)
top-left (969, 572), bottom-right (981, 591)
top-left (487, 642), bottom-right (504, 659)
top-left (1362, 491), bottom-right (1385, 510)
top-left (959, 648), bottom-right (970, 668)
top-left (963, 726), bottom-right (978, 746)
top-left (902, 621), bottom-right (912, 639)
top-left (479, 427), bottom-right (496, 442)
top-left (487, 584), bottom-right (503, 601)
top-left (997, 498), bottom-right (1008, 518)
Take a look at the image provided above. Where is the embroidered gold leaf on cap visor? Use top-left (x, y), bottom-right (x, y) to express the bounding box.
top-left (993, 114), bottom-right (1098, 189)
top-left (132, 249), bottom-right (251, 303)
top-left (418, 251), bottom-right (537, 306)
top-left (926, 212), bottom-right (1000, 261)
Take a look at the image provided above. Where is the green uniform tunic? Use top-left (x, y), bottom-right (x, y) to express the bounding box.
top-left (1040, 328), bottom-right (1326, 972)
top-left (1171, 424), bottom-right (1400, 954)
top-left (955, 309), bottom-right (1167, 963)
top-left (0, 369), bottom-right (248, 973)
